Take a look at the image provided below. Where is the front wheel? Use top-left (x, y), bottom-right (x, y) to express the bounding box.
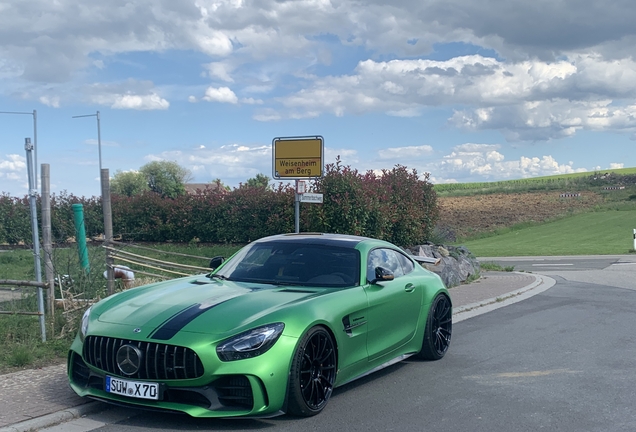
top-left (287, 326), bottom-right (337, 416)
top-left (417, 293), bottom-right (452, 360)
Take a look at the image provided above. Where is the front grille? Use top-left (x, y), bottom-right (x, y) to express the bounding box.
top-left (213, 375), bottom-right (254, 408)
top-left (83, 336), bottom-right (204, 380)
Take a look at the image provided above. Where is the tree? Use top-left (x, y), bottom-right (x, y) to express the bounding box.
top-left (244, 173), bottom-right (270, 189)
top-left (140, 161), bottom-right (193, 198)
top-left (111, 170), bottom-right (149, 197)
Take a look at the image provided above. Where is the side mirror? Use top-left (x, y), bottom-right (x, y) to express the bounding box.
top-left (371, 266), bottom-right (394, 284)
top-left (209, 256), bottom-right (225, 270)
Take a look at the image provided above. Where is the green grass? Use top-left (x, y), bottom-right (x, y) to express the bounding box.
top-left (456, 209), bottom-right (636, 256)
top-left (0, 249), bottom-right (36, 280)
top-left (529, 166), bottom-right (636, 180)
top-left (479, 262), bottom-right (515, 272)
top-left (0, 310), bottom-right (70, 374)
top-left (0, 242), bottom-right (244, 373)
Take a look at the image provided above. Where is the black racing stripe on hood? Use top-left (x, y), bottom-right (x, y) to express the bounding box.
top-left (149, 292), bottom-right (243, 340)
top-left (149, 303), bottom-right (218, 340)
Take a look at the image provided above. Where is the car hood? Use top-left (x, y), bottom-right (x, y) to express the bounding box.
top-left (94, 276), bottom-right (329, 339)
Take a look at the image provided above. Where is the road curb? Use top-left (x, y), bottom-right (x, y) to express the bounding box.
top-left (0, 402), bottom-right (104, 432)
top-left (453, 273), bottom-right (556, 323)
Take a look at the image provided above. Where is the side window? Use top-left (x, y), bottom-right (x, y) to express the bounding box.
top-left (396, 252), bottom-right (414, 275)
top-left (367, 248), bottom-right (405, 282)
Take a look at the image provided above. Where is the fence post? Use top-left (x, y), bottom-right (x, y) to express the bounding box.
top-left (41, 164), bottom-right (55, 316)
top-left (101, 169), bottom-right (115, 295)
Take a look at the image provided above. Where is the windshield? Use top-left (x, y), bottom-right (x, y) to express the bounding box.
top-left (214, 242), bottom-right (360, 288)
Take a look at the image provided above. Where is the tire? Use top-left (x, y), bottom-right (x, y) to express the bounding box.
top-left (417, 293), bottom-right (452, 360)
top-left (287, 326), bottom-right (337, 416)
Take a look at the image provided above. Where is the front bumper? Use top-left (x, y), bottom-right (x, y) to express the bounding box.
top-left (67, 333), bottom-right (296, 418)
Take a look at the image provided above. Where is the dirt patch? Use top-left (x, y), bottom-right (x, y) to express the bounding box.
top-left (438, 191), bottom-right (603, 239)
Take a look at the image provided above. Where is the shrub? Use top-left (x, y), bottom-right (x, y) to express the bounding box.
top-left (306, 158), bottom-right (439, 246)
top-left (2, 161), bottom-right (440, 247)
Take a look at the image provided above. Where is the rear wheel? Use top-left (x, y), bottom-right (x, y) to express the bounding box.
top-left (287, 326), bottom-right (337, 416)
top-left (417, 293), bottom-right (452, 360)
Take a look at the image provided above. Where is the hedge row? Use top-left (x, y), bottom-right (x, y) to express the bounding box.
top-left (0, 162), bottom-right (438, 247)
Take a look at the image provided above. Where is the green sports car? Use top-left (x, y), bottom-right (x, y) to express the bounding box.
top-left (68, 233), bottom-right (452, 418)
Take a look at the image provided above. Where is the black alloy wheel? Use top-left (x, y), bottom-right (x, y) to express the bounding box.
top-left (287, 326), bottom-right (337, 416)
top-left (417, 293), bottom-right (452, 360)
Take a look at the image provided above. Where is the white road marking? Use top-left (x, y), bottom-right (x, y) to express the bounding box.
top-left (532, 263), bottom-right (574, 266)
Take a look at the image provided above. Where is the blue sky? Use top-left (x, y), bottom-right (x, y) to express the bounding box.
top-left (2, 0), bottom-right (636, 197)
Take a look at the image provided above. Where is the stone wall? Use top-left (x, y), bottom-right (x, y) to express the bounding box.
top-left (407, 243), bottom-right (480, 288)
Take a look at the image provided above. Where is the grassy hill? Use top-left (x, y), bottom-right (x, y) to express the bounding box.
top-left (437, 169), bottom-right (636, 256)
top-left (434, 167), bottom-right (636, 196)
top-left (458, 209), bottom-right (636, 256)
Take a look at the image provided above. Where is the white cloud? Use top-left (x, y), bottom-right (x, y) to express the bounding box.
top-left (204, 61), bottom-right (235, 82)
top-left (275, 54), bottom-right (636, 133)
top-left (111, 93), bottom-right (170, 110)
top-left (425, 144), bottom-right (589, 182)
top-left (378, 145), bottom-right (434, 160)
top-left (451, 99), bottom-right (636, 141)
top-left (240, 97), bottom-right (263, 105)
top-left (0, 154), bottom-right (27, 191)
top-left (39, 96), bottom-right (60, 108)
top-left (3, 0), bottom-right (635, 86)
top-left (203, 86), bottom-right (238, 104)
top-left (82, 80), bottom-right (170, 110)
top-left (0, 154), bottom-right (26, 174)
top-left (325, 148), bottom-right (358, 166)
top-left (147, 143), bottom-right (272, 183)
top-left (1, 0), bottom-right (636, 148)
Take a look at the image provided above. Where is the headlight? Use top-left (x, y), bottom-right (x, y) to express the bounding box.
top-left (80, 306), bottom-right (92, 341)
top-left (216, 323), bottom-right (285, 362)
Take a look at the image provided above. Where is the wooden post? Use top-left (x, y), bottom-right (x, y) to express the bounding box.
top-left (101, 169), bottom-right (115, 295)
top-left (41, 164), bottom-right (55, 315)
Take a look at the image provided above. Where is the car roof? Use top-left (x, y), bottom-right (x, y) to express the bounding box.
top-left (252, 233), bottom-right (377, 249)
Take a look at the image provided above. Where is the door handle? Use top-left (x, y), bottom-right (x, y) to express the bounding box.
top-left (404, 283), bottom-right (415, 292)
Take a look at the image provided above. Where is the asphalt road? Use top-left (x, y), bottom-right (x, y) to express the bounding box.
top-left (480, 254), bottom-right (636, 273)
top-left (42, 259), bottom-right (636, 432)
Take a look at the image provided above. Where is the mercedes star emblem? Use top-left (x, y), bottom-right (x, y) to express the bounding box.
top-left (116, 344), bottom-right (143, 376)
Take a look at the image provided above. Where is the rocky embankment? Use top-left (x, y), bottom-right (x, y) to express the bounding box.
top-left (408, 244), bottom-right (480, 288)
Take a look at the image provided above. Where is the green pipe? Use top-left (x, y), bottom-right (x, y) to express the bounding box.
top-left (72, 204), bottom-right (90, 272)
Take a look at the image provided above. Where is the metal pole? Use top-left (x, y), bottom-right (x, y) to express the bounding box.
top-left (101, 169), bottom-right (115, 295)
top-left (72, 111), bottom-right (102, 193)
top-left (25, 138), bottom-right (46, 342)
top-left (0, 110), bottom-right (37, 186)
top-left (41, 164), bottom-right (55, 316)
top-left (294, 180), bottom-right (300, 233)
top-left (96, 111), bottom-right (102, 173)
top-left (33, 109), bottom-right (38, 188)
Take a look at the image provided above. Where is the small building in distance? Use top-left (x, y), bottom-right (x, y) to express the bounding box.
top-left (184, 182), bottom-right (226, 195)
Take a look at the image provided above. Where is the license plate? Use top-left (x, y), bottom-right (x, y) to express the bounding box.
top-left (105, 376), bottom-right (159, 400)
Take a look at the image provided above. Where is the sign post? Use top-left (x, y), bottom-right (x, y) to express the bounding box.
top-left (272, 136), bottom-right (324, 233)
